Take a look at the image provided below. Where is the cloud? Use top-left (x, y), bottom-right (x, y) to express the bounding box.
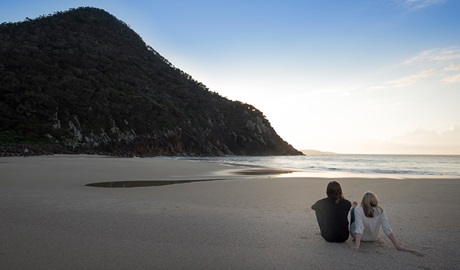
top-left (443, 125), bottom-right (460, 141)
top-left (394, 125), bottom-right (460, 145)
top-left (442, 72), bottom-right (460, 83)
top-left (394, 127), bottom-right (440, 144)
top-left (373, 69), bottom-right (435, 89)
top-left (399, 0), bottom-right (447, 10)
top-left (395, 47), bottom-right (460, 85)
top-left (371, 47), bottom-right (460, 89)
top-left (444, 64), bottom-right (460, 72)
top-left (357, 125), bottom-right (460, 154)
top-left (403, 47), bottom-right (460, 65)
top-left (377, 125), bottom-right (460, 154)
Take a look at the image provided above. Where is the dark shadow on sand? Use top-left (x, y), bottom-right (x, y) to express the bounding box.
top-left (86, 179), bottom-right (225, 188)
top-left (86, 168), bottom-right (296, 188)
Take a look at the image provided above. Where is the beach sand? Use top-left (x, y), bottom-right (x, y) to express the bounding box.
top-left (1, 155), bottom-right (459, 269)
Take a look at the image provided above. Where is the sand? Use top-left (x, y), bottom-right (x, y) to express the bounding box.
top-left (1, 155), bottom-right (459, 269)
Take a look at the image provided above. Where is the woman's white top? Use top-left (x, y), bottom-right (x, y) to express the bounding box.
top-left (352, 206), bottom-right (393, 241)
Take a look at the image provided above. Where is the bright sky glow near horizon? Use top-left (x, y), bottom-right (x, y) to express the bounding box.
top-left (2, 0), bottom-right (460, 155)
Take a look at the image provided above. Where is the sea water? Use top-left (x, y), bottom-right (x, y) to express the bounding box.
top-left (173, 154), bottom-right (460, 177)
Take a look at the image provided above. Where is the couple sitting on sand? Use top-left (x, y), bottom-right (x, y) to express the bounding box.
top-left (312, 181), bottom-right (410, 251)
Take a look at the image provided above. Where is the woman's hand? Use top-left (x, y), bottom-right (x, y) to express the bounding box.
top-left (349, 244), bottom-right (360, 250)
top-left (396, 245), bottom-right (425, 257)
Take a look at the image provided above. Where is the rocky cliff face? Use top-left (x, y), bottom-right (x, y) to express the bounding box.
top-left (0, 7), bottom-right (302, 156)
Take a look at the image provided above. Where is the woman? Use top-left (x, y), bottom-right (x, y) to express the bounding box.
top-left (311, 181), bottom-right (351, 243)
top-left (350, 192), bottom-right (407, 251)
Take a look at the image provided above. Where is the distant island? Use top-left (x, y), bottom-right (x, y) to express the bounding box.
top-left (0, 7), bottom-right (302, 157)
top-left (300, 149), bottom-right (336, 155)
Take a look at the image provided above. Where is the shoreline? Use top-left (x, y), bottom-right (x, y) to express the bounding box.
top-left (166, 154), bottom-right (460, 179)
top-left (4, 153), bottom-right (460, 179)
top-left (9, 153), bottom-right (460, 179)
top-left (1, 155), bottom-right (459, 269)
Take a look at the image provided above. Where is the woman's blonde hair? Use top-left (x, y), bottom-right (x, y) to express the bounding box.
top-left (361, 192), bottom-right (383, 218)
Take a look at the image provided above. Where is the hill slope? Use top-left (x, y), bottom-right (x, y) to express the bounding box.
top-left (0, 7), bottom-right (302, 156)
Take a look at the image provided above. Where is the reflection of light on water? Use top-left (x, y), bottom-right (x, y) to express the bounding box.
top-left (273, 170), bottom-right (386, 178)
top-left (221, 167), bottom-right (391, 179)
top-left (274, 170), bottom-right (459, 179)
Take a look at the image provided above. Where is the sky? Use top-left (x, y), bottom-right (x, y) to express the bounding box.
top-left (1, 0), bottom-right (460, 154)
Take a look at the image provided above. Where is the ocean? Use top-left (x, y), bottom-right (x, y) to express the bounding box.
top-left (173, 154), bottom-right (460, 177)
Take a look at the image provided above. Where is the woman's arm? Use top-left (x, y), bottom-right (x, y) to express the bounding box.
top-left (350, 233), bottom-right (362, 250)
top-left (388, 233), bottom-right (409, 251)
top-left (388, 233), bottom-right (425, 256)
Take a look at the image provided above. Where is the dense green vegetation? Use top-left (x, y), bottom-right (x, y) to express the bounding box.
top-left (0, 7), bottom-right (302, 156)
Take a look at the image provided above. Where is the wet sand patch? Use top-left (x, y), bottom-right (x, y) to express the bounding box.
top-left (86, 179), bottom-right (225, 188)
top-left (231, 168), bottom-right (297, 176)
top-left (86, 168), bottom-right (296, 188)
